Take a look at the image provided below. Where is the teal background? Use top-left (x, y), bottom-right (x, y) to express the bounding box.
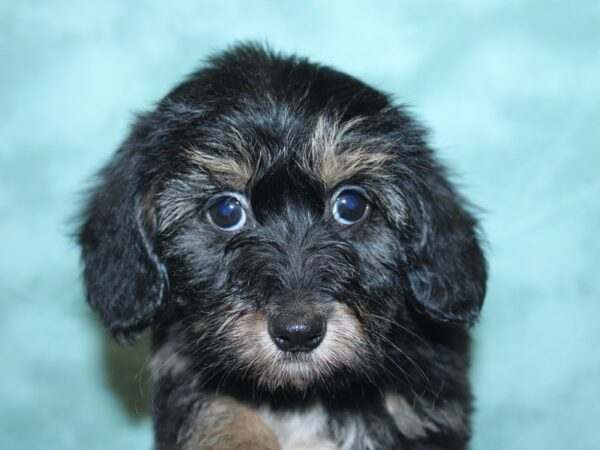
top-left (1, 1), bottom-right (599, 449)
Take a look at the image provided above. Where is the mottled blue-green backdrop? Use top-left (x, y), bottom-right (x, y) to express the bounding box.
top-left (1, 1), bottom-right (599, 449)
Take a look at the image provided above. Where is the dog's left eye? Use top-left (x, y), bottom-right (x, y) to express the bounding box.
top-left (207, 196), bottom-right (247, 231)
top-left (332, 189), bottom-right (370, 225)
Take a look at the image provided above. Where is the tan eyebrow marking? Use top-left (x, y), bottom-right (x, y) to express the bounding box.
top-left (184, 128), bottom-right (254, 189)
top-left (185, 114), bottom-right (393, 191)
top-left (306, 115), bottom-right (393, 188)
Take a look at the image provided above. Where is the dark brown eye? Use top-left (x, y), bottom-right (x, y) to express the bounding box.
top-left (208, 197), bottom-right (246, 231)
top-left (332, 189), bottom-right (369, 224)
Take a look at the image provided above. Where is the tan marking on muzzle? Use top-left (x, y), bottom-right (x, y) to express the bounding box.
top-left (228, 302), bottom-right (368, 391)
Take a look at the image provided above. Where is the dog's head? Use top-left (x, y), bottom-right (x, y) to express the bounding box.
top-left (79, 44), bottom-right (486, 392)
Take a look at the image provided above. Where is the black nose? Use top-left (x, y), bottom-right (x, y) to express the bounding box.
top-left (268, 313), bottom-right (326, 352)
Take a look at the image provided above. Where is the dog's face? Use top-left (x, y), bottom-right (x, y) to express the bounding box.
top-left (79, 45), bottom-right (486, 393)
top-left (156, 115), bottom-right (406, 391)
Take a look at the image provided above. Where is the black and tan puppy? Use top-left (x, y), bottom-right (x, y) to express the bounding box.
top-left (78, 43), bottom-right (487, 450)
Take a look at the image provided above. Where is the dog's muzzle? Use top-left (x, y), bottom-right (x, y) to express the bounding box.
top-left (267, 311), bottom-right (326, 352)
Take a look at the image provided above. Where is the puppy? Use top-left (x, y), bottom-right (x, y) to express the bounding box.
top-left (78, 43), bottom-right (487, 450)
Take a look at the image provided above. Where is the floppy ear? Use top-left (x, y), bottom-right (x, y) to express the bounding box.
top-left (406, 170), bottom-right (487, 325)
top-left (78, 136), bottom-right (168, 345)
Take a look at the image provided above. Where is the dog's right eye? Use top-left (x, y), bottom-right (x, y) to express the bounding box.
top-left (207, 196), bottom-right (246, 231)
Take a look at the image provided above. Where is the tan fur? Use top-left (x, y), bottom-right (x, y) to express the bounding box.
top-left (181, 396), bottom-right (282, 450)
top-left (185, 133), bottom-right (254, 189)
top-left (185, 115), bottom-right (391, 193)
top-left (228, 302), bottom-right (368, 391)
top-left (307, 115), bottom-right (393, 188)
top-left (384, 394), bottom-right (439, 439)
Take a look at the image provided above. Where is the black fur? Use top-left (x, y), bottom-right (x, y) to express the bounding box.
top-left (78, 43), bottom-right (487, 450)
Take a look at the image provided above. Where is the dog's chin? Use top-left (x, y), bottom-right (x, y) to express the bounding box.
top-left (240, 346), bottom-right (369, 393)
top-left (248, 352), bottom-right (336, 392)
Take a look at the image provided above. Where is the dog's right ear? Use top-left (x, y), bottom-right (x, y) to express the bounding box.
top-left (78, 132), bottom-right (168, 345)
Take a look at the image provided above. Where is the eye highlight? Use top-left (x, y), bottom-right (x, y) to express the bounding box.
top-left (332, 188), bottom-right (370, 225)
top-left (207, 196), bottom-right (247, 231)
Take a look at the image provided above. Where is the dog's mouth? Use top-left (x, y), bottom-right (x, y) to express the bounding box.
top-left (226, 302), bottom-right (369, 391)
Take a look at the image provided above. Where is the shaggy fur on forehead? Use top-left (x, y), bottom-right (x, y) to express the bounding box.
top-left (78, 42), bottom-right (487, 450)
top-left (183, 114), bottom-right (394, 191)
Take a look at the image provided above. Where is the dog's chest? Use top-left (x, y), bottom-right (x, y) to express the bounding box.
top-left (257, 403), bottom-right (338, 450)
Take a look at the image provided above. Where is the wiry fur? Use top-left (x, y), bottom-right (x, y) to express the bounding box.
top-left (226, 303), bottom-right (368, 392)
top-left (78, 43), bottom-right (487, 450)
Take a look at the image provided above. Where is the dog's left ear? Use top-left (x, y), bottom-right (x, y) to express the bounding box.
top-left (406, 171), bottom-right (487, 325)
top-left (78, 136), bottom-right (168, 345)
